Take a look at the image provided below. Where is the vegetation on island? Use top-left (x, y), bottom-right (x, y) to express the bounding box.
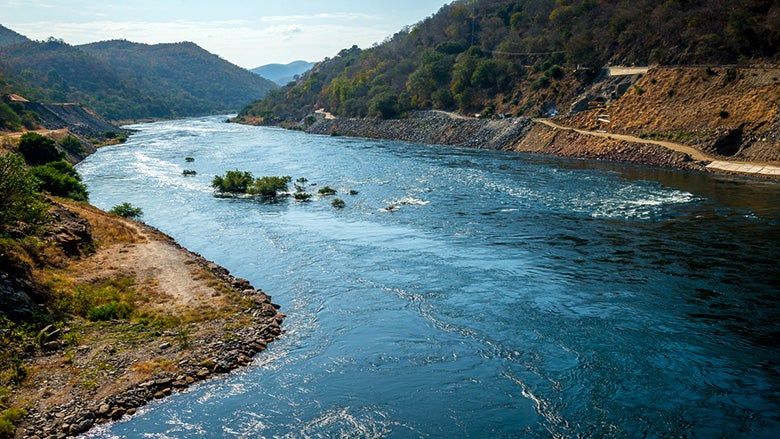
top-left (211, 171), bottom-right (292, 199)
top-left (238, 0), bottom-right (780, 122)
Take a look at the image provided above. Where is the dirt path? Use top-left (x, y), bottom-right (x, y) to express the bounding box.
top-left (534, 118), bottom-right (780, 177)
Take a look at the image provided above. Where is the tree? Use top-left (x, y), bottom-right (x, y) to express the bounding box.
top-left (212, 170), bottom-right (254, 193)
top-left (249, 176), bottom-right (291, 198)
top-left (18, 132), bottom-right (61, 165)
top-left (369, 92), bottom-right (400, 119)
top-left (109, 202), bottom-right (143, 219)
top-left (29, 161), bottom-right (89, 202)
top-left (0, 153), bottom-right (48, 234)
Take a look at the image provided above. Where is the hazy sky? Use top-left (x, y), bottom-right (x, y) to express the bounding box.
top-left (1, 0), bottom-right (452, 68)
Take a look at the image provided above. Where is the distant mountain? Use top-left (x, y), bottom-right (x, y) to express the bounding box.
top-left (0, 30), bottom-right (277, 120)
top-left (0, 24), bottom-right (29, 47)
top-left (251, 61), bottom-right (315, 85)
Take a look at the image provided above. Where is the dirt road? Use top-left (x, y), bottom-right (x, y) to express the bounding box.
top-left (535, 118), bottom-right (780, 177)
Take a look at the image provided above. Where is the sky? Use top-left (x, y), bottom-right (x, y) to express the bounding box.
top-left (1, 0), bottom-right (452, 68)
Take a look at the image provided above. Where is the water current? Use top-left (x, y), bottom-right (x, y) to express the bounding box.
top-left (77, 115), bottom-right (780, 438)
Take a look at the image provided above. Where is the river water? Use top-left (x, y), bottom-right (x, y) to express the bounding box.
top-left (77, 115), bottom-right (780, 438)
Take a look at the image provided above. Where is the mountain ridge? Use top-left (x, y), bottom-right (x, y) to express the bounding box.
top-left (0, 30), bottom-right (277, 121)
top-left (251, 61), bottom-right (316, 85)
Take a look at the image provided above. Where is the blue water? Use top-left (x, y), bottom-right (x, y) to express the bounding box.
top-left (77, 115), bottom-right (780, 438)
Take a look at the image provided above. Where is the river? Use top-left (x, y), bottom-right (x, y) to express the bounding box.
top-left (77, 115), bottom-right (780, 438)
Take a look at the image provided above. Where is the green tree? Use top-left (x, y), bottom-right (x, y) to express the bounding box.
top-left (29, 161), bottom-right (89, 201)
top-left (249, 176), bottom-right (291, 198)
top-left (369, 92), bottom-right (400, 119)
top-left (0, 153), bottom-right (48, 234)
top-left (212, 170), bottom-right (254, 193)
top-left (109, 202), bottom-right (143, 219)
top-left (18, 132), bottom-right (61, 165)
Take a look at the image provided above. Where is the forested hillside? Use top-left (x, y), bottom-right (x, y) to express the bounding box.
top-left (79, 40), bottom-right (278, 117)
top-left (0, 33), bottom-right (277, 121)
top-left (0, 24), bottom-right (29, 47)
top-left (238, 0), bottom-right (780, 122)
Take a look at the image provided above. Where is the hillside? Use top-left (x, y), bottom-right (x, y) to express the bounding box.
top-left (252, 61), bottom-right (316, 85)
top-left (0, 25), bottom-right (29, 47)
top-left (238, 0), bottom-right (779, 122)
top-left (79, 40), bottom-right (278, 117)
top-left (0, 33), bottom-right (277, 121)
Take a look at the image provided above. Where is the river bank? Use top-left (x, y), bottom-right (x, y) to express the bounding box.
top-left (298, 110), bottom-right (780, 178)
top-left (4, 199), bottom-right (284, 439)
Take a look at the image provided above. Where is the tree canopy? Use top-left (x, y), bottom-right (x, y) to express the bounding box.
top-left (239, 0), bottom-right (780, 121)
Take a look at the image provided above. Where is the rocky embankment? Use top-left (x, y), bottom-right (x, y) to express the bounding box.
top-left (306, 110), bottom-right (532, 150)
top-left (302, 110), bottom-right (704, 171)
top-left (18, 101), bottom-right (123, 140)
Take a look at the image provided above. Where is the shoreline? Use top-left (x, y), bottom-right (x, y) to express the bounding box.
top-left (291, 110), bottom-right (780, 179)
top-left (8, 201), bottom-right (285, 439)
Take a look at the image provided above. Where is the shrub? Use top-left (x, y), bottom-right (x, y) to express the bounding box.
top-left (331, 198), bottom-right (346, 208)
top-left (718, 110), bottom-right (730, 118)
top-left (109, 202), bottom-right (143, 219)
top-left (0, 407), bottom-right (27, 437)
top-left (212, 170), bottom-right (254, 193)
top-left (59, 136), bottom-right (85, 155)
top-left (182, 169), bottom-right (197, 176)
top-left (293, 192), bottom-right (312, 202)
top-left (18, 132), bottom-right (61, 165)
top-left (249, 176), bottom-right (291, 198)
top-left (317, 186), bottom-right (337, 196)
top-left (87, 301), bottom-right (133, 321)
top-left (185, 157), bottom-right (195, 162)
top-left (0, 154), bottom-right (48, 234)
top-left (29, 161), bottom-right (89, 201)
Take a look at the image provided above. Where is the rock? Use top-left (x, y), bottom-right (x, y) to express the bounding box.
top-left (159, 341), bottom-right (172, 350)
top-left (96, 404), bottom-right (111, 417)
top-left (43, 203), bottom-right (93, 257)
top-left (196, 368), bottom-right (210, 379)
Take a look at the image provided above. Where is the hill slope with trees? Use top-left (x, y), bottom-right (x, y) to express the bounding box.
top-left (0, 31), bottom-right (277, 121)
top-left (238, 0), bottom-right (780, 122)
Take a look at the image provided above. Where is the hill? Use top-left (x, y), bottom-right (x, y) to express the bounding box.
top-left (251, 61), bottom-right (316, 85)
top-left (0, 34), bottom-right (277, 121)
top-left (238, 0), bottom-right (780, 122)
top-left (0, 24), bottom-right (29, 47)
top-left (79, 40), bottom-right (278, 117)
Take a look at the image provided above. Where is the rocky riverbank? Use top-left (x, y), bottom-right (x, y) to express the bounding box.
top-left (4, 200), bottom-right (285, 439)
top-left (306, 110), bottom-right (532, 150)
top-left (299, 109), bottom-right (778, 177)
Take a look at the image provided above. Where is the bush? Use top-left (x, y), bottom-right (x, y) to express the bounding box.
top-left (87, 302), bottom-right (133, 321)
top-left (109, 202), bottom-right (143, 219)
top-left (212, 170), bottom-right (254, 193)
top-left (0, 407), bottom-right (27, 437)
top-left (182, 169), bottom-right (197, 176)
top-left (18, 132), bottom-right (61, 165)
top-left (185, 157), bottom-right (195, 162)
top-left (59, 136), bottom-right (85, 155)
top-left (293, 192), bottom-right (312, 202)
top-left (29, 161), bottom-right (89, 201)
top-left (0, 154), bottom-right (48, 234)
top-left (249, 176), bottom-right (291, 198)
top-left (317, 186), bottom-right (337, 196)
top-left (331, 198), bottom-right (346, 208)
